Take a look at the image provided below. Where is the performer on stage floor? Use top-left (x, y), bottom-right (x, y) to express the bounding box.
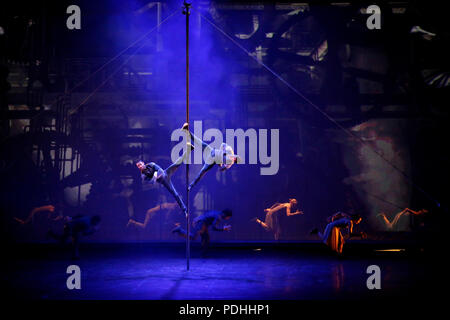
top-left (172, 209), bottom-right (232, 251)
top-left (181, 123), bottom-right (241, 191)
top-left (14, 204), bottom-right (64, 224)
top-left (127, 202), bottom-right (177, 228)
top-left (310, 213), bottom-right (364, 254)
top-left (253, 198), bottom-right (303, 240)
top-left (47, 214), bottom-right (101, 259)
top-left (136, 145), bottom-right (193, 217)
top-left (377, 208), bottom-right (428, 231)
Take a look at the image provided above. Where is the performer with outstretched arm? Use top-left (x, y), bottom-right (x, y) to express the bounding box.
top-left (181, 123), bottom-right (241, 191)
top-left (136, 145), bottom-right (192, 217)
top-left (127, 202), bottom-right (178, 228)
top-left (310, 213), bottom-right (363, 254)
top-left (13, 205), bottom-right (64, 224)
top-left (377, 208), bottom-right (428, 230)
top-left (47, 214), bottom-right (101, 259)
top-left (172, 209), bottom-right (232, 251)
top-left (253, 198), bottom-right (303, 240)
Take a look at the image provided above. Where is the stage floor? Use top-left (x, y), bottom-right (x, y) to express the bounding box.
top-left (4, 242), bottom-right (434, 300)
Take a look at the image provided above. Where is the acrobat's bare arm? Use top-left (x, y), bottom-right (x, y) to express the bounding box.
top-left (346, 221), bottom-right (363, 239)
top-left (14, 205), bottom-right (55, 224)
top-left (286, 203), bottom-right (304, 216)
top-left (348, 221), bottom-right (354, 235)
top-left (404, 208), bottom-right (428, 216)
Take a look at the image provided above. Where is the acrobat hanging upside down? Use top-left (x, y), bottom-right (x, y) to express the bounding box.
top-left (181, 122), bottom-right (241, 191)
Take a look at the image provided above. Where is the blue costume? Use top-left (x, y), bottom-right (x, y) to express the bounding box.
top-left (173, 210), bottom-right (229, 248)
top-left (141, 150), bottom-right (189, 216)
top-left (47, 214), bottom-right (100, 258)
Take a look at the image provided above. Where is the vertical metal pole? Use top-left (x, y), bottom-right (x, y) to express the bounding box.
top-left (182, 1), bottom-right (191, 271)
top-left (156, 2), bottom-right (162, 52)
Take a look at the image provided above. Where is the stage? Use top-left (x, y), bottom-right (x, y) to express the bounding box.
top-left (4, 241), bottom-right (435, 300)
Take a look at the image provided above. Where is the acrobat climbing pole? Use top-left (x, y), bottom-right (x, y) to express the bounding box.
top-left (182, 1), bottom-right (191, 271)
